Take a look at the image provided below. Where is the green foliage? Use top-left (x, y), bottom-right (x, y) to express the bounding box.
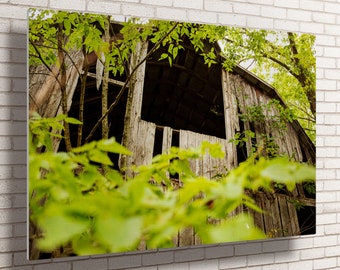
top-left (29, 116), bottom-right (315, 256)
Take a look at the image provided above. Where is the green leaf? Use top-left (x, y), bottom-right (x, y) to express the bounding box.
top-left (37, 206), bottom-right (89, 251)
top-left (97, 138), bottom-right (132, 155)
top-left (88, 148), bottom-right (113, 165)
top-left (199, 214), bottom-right (266, 244)
top-left (64, 117), bottom-right (82, 125)
top-left (95, 215), bottom-right (143, 252)
top-left (72, 141), bottom-right (96, 153)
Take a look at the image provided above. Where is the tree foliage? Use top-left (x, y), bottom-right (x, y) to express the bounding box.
top-left (220, 28), bottom-right (316, 141)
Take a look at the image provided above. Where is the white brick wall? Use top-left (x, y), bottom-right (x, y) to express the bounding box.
top-left (0, 0), bottom-right (338, 269)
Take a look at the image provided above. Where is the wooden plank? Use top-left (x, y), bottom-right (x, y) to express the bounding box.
top-left (119, 41), bottom-right (148, 174)
top-left (287, 198), bottom-right (301, 235)
top-left (221, 70), bottom-right (238, 170)
top-left (277, 195), bottom-right (293, 237)
top-left (248, 193), bottom-right (265, 232)
top-left (135, 120), bottom-right (156, 166)
top-left (162, 126), bottom-right (173, 154)
top-left (178, 226), bottom-right (194, 247)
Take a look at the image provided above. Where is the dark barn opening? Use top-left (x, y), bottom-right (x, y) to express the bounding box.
top-left (141, 41), bottom-right (226, 140)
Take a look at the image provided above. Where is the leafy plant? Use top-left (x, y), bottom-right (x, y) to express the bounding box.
top-left (29, 115), bottom-right (315, 257)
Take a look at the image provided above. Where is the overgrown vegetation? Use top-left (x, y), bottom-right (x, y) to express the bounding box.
top-left (28, 10), bottom-right (316, 258)
top-left (29, 115), bottom-right (315, 256)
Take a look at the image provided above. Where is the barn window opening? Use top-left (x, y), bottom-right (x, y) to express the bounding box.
top-left (153, 127), bottom-right (164, 157)
top-left (141, 40), bottom-right (226, 141)
top-left (297, 206), bottom-right (316, 235)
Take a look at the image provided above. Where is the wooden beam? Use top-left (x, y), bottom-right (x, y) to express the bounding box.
top-left (87, 72), bottom-right (127, 88)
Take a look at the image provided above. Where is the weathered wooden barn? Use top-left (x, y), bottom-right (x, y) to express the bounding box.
top-left (29, 23), bottom-right (316, 248)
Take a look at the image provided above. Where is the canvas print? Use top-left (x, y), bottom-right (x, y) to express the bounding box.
top-left (28, 9), bottom-right (316, 259)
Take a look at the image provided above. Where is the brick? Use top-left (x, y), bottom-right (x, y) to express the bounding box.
top-left (316, 169), bottom-right (335, 180)
top-left (10, 19), bottom-right (28, 35)
top-left (0, 194), bottom-right (12, 208)
top-left (87, 1), bottom-right (121, 15)
top-left (300, 22), bottom-right (324, 34)
top-left (141, 0), bottom-right (172, 6)
top-left (204, 244), bottom-right (233, 259)
top-left (288, 260), bottom-right (313, 270)
top-left (0, 208), bottom-right (26, 224)
top-left (108, 254), bottom-right (141, 269)
top-left (0, 137), bottom-right (11, 149)
top-left (0, 5), bottom-right (28, 19)
top-left (324, 90), bottom-right (340, 102)
top-left (273, 19), bottom-right (299, 32)
top-left (234, 242), bottom-right (261, 256)
top-left (158, 262), bottom-right (189, 270)
top-left (287, 9), bottom-right (312, 21)
top-left (234, 3), bottom-right (261, 16)
top-left (13, 223), bottom-right (26, 237)
top-left (174, 248), bottom-right (204, 262)
top-left (300, 247), bottom-right (325, 260)
top-left (247, 16), bottom-right (273, 30)
top-left (73, 258), bottom-right (108, 270)
top-left (189, 259), bottom-right (218, 270)
top-left (35, 262), bottom-right (72, 270)
top-left (122, 4), bottom-right (155, 18)
top-left (218, 13), bottom-right (247, 27)
top-left (174, 0), bottom-right (203, 10)
top-left (204, 0), bottom-right (233, 13)
top-left (289, 237), bottom-right (314, 250)
top-left (325, 224), bottom-right (340, 235)
top-left (316, 57), bottom-right (336, 68)
top-left (187, 10), bottom-right (217, 24)
top-left (300, 0), bottom-right (324, 11)
top-left (325, 246), bottom-right (340, 257)
top-left (274, 0), bottom-right (299, 8)
top-left (156, 7), bottom-right (187, 22)
top-left (262, 264), bottom-right (288, 270)
top-left (274, 250), bottom-right (299, 263)
top-left (261, 6), bottom-right (286, 19)
top-left (317, 103), bottom-right (336, 113)
top-left (0, 63), bottom-right (26, 78)
top-left (12, 136), bottom-right (26, 150)
top-left (50, 0), bottom-right (86, 11)
top-left (314, 257), bottom-right (337, 270)
top-left (325, 2), bottom-right (340, 14)
top-left (324, 47), bottom-right (340, 57)
top-left (247, 253), bottom-right (274, 266)
top-left (313, 13), bottom-right (336, 24)
top-left (0, 122), bottom-right (26, 136)
top-left (0, 18), bottom-right (10, 33)
top-left (0, 236), bottom-right (26, 252)
top-left (323, 180), bottom-right (340, 191)
top-left (316, 35), bottom-right (336, 46)
top-left (318, 147), bottom-right (335, 158)
top-left (0, 252), bottom-right (12, 267)
top-left (219, 256), bottom-right (247, 269)
top-left (10, 0), bottom-right (48, 6)
top-left (317, 192), bottom-right (337, 203)
top-left (0, 223), bottom-right (12, 238)
top-left (142, 250), bottom-right (173, 266)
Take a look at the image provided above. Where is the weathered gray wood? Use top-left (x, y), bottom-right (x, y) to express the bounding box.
top-left (119, 41), bottom-right (148, 175)
top-left (221, 70), bottom-right (238, 170)
top-left (287, 197), bottom-right (301, 235)
top-left (29, 49), bottom-right (84, 118)
top-left (135, 120), bottom-right (156, 166)
top-left (277, 195), bottom-right (293, 236)
top-left (162, 126), bottom-right (173, 154)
